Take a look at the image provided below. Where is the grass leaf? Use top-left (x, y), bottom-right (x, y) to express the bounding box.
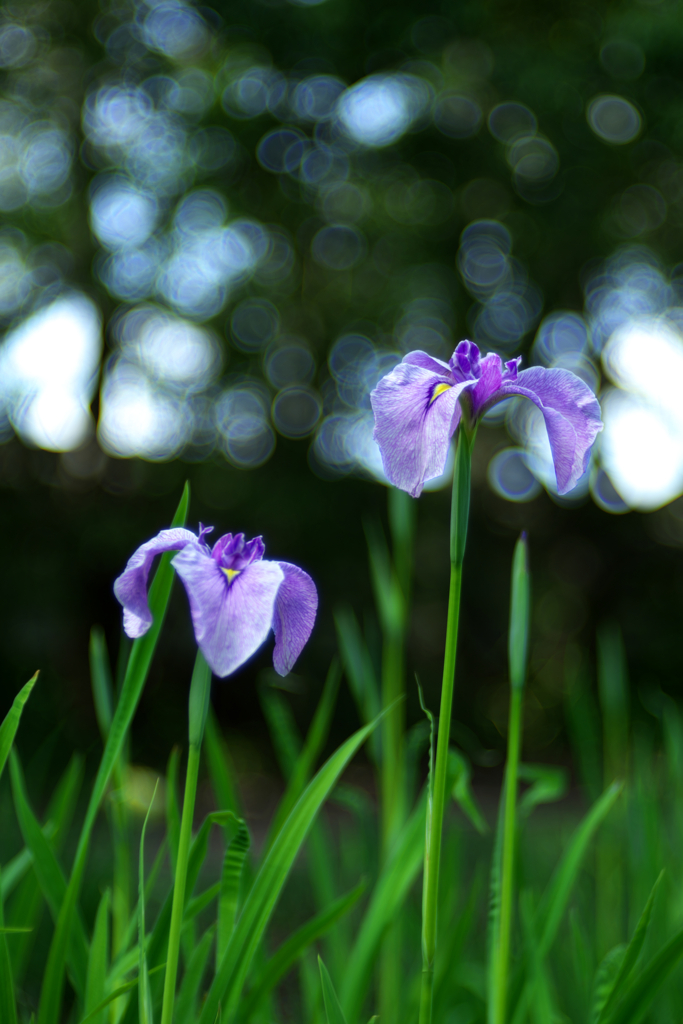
top-left (318, 956), bottom-right (348, 1024)
top-left (176, 927), bottom-right (214, 1024)
top-left (138, 780), bottom-right (159, 1024)
top-left (37, 482), bottom-right (189, 1024)
top-left (0, 866), bottom-right (18, 1024)
top-left (217, 818), bottom-right (250, 973)
top-left (84, 890), bottom-right (110, 1024)
top-left (0, 673), bottom-right (38, 783)
top-left (197, 709), bottom-right (388, 1024)
top-left (602, 924), bottom-right (683, 1024)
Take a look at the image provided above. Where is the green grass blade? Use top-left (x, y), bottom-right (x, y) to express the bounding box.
top-left (517, 763), bottom-right (569, 818)
top-left (603, 924), bottom-right (683, 1024)
top-left (166, 747), bottom-right (181, 876)
top-left (77, 965), bottom-right (166, 1024)
top-left (0, 867), bottom-right (17, 1024)
top-left (197, 710), bottom-right (387, 1024)
top-left (175, 927), bottom-right (214, 1024)
top-left (536, 781), bottom-right (623, 955)
top-left (267, 658), bottom-right (342, 846)
top-left (139, 781), bottom-right (159, 1024)
top-left (238, 881), bottom-right (365, 1022)
top-left (597, 871), bottom-right (664, 1023)
top-left (186, 811), bottom-right (237, 906)
top-left (0, 673), bottom-right (38, 782)
top-left (37, 482), bottom-right (189, 1024)
top-left (591, 946), bottom-right (626, 1024)
top-left (340, 794), bottom-right (426, 1023)
top-left (185, 884), bottom-right (220, 922)
top-left (319, 956), bottom-right (348, 1024)
top-left (9, 749), bottom-right (89, 997)
top-left (204, 709), bottom-right (241, 815)
top-left (564, 651), bottom-right (602, 803)
top-left (449, 748), bottom-right (488, 835)
top-left (259, 683), bottom-right (301, 778)
top-left (333, 606), bottom-right (380, 763)
top-left (85, 890), bottom-right (110, 1024)
top-left (89, 627), bottom-right (114, 741)
top-left (217, 818), bottom-right (250, 972)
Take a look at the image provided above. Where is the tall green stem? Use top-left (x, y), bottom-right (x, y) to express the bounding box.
top-left (490, 533), bottom-right (530, 1024)
top-left (419, 426), bottom-right (473, 1024)
top-left (160, 652), bottom-right (212, 1024)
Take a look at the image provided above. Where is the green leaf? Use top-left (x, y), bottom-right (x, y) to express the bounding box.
top-left (536, 781), bottom-right (623, 956)
top-left (204, 709), bottom-right (241, 816)
top-left (333, 606), bottom-right (380, 763)
top-left (9, 749), bottom-right (89, 997)
top-left (266, 658), bottom-right (341, 848)
top-left (364, 517), bottom-right (404, 637)
top-left (217, 818), bottom-right (250, 972)
top-left (340, 795), bottom-right (425, 1023)
top-left (0, 673), bottom-right (38, 782)
top-left (449, 748), bottom-right (488, 835)
top-left (602, 924), bottom-right (683, 1024)
top-left (596, 871), bottom-right (664, 1023)
top-left (84, 890), bottom-right (110, 1024)
top-left (238, 881), bottom-right (365, 1023)
top-left (0, 866), bottom-right (17, 1024)
top-left (197, 709), bottom-right (387, 1024)
top-left (508, 532), bottom-right (530, 692)
top-left (37, 482), bottom-right (189, 1024)
top-left (258, 683), bottom-right (301, 779)
top-left (175, 927), bottom-right (214, 1024)
top-left (517, 763), bottom-right (569, 819)
top-left (166, 747), bottom-right (181, 876)
top-left (76, 965), bottom-right (166, 1024)
top-left (89, 627), bottom-right (114, 742)
top-left (591, 946), bottom-right (626, 1024)
top-left (186, 811), bottom-right (238, 906)
top-left (138, 780), bottom-right (159, 1024)
top-left (318, 957), bottom-right (348, 1024)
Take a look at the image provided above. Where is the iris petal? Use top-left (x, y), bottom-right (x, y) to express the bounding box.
top-left (272, 562), bottom-right (318, 676)
top-left (501, 366), bottom-right (603, 493)
top-left (113, 528), bottom-right (197, 638)
top-left (371, 361), bottom-right (473, 497)
top-left (172, 543), bottom-right (285, 677)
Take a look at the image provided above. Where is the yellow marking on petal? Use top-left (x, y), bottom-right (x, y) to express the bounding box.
top-left (223, 568), bottom-right (241, 583)
top-left (429, 382), bottom-right (452, 405)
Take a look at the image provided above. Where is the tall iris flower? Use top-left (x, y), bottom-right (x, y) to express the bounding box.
top-left (114, 526), bottom-right (317, 678)
top-left (371, 340), bottom-right (603, 498)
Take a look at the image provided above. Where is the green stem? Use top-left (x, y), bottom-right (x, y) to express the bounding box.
top-left (160, 652), bottom-right (211, 1024)
top-left (492, 686), bottom-right (523, 1024)
top-left (419, 427), bottom-right (473, 1024)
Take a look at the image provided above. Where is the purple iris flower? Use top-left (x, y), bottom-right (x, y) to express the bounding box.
top-left (370, 340), bottom-right (603, 498)
top-left (114, 526), bottom-right (317, 678)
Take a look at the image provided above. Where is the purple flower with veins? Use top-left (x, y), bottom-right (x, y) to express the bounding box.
top-left (114, 526), bottom-right (317, 678)
top-left (371, 340), bottom-right (603, 498)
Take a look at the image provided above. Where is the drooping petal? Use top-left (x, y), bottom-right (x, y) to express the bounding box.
top-left (371, 362), bottom-right (473, 497)
top-left (114, 528), bottom-right (198, 638)
top-left (272, 563), bottom-right (318, 676)
top-left (172, 543), bottom-right (285, 677)
top-left (500, 366), bottom-right (603, 493)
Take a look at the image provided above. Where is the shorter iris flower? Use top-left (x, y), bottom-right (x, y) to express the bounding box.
top-left (371, 340), bottom-right (603, 498)
top-left (114, 526), bottom-right (317, 678)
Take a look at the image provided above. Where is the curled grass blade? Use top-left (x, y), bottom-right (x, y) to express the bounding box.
top-left (197, 710), bottom-right (388, 1024)
top-left (37, 482), bottom-right (189, 1024)
top-left (217, 818), bottom-right (250, 972)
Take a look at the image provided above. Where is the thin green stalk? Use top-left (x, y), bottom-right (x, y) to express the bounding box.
top-left (492, 688), bottom-right (523, 1024)
top-left (419, 426), bottom-right (473, 1024)
top-left (160, 651), bottom-right (212, 1024)
top-left (490, 533), bottom-right (530, 1024)
top-left (379, 488), bottom-right (414, 1024)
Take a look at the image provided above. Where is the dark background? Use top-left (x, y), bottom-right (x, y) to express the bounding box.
top-left (2, 0), bottom-right (683, 786)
